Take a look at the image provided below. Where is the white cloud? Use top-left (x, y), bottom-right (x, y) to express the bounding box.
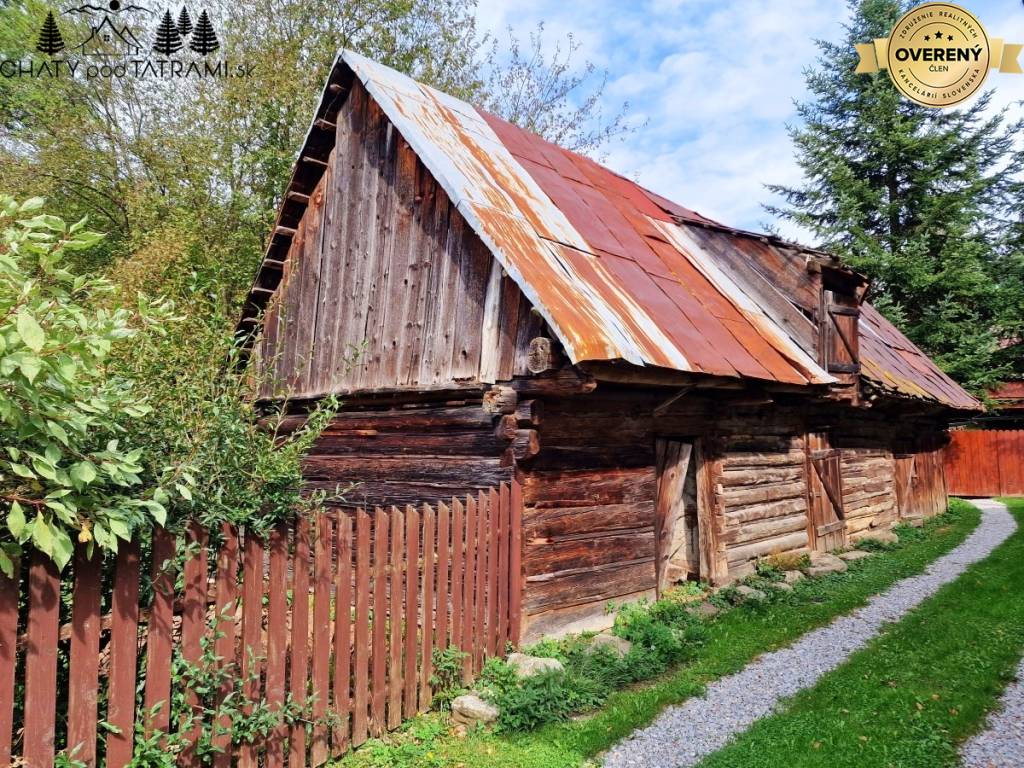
top-left (473, 0), bottom-right (1024, 242)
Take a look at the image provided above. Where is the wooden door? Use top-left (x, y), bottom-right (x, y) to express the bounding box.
top-left (806, 432), bottom-right (847, 552)
top-left (655, 440), bottom-right (699, 593)
top-left (894, 453), bottom-right (916, 518)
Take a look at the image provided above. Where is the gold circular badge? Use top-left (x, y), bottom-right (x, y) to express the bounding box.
top-left (886, 2), bottom-right (990, 107)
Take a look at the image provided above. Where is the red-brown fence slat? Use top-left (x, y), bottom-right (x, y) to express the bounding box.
top-left (180, 522), bottom-right (208, 766)
top-left (310, 514), bottom-right (334, 765)
top-left (403, 505), bottom-right (419, 719)
top-left (509, 479), bottom-right (523, 646)
top-left (238, 530), bottom-right (265, 768)
top-left (67, 543), bottom-right (103, 766)
top-left (486, 488), bottom-right (500, 659)
top-left (437, 502), bottom-right (451, 650)
top-left (0, 556), bottom-right (20, 767)
top-left (265, 523), bottom-right (290, 768)
top-left (105, 541), bottom-right (140, 767)
top-left (289, 515), bottom-right (312, 768)
top-left (352, 510), bottom-right (371, 747)
top-left (461, 494), bottom-right (477, 682)
top-left (450, 498), bottom-right (464, 661)
top-left (370, 508), bottom-right (389, 736)
top-left (144, 526), bottom-right (176, 734)
top-left (386, 506), bottom-right (404, 730)
top-left (332, 513), bottom-right (353, 755)
top-left (419, 504), bottom-right (436, 711)
top-left (474, 491), bottom-right (488, 673)
top-left (23, 550), bottom-right (60, 767)
top-left (497, 483), bottom-right (510, 650)
top-left (211, 524), bottom-right (239, 768)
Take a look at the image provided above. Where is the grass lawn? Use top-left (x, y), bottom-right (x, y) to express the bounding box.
top-left (335, 500), bottom-right (980, 768)
top-left (696, 497), bottom-right (1024, 768)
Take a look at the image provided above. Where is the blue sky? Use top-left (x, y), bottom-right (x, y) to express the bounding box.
top-left (474, 0), bottom-right (1024, 240)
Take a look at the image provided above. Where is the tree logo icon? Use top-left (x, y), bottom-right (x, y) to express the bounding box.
top-left (36, 10), bottom-right (66, 55)
top-left (189, 9), bottom-right (219, 56)
top-left (152, 9), bottom-right (183, 57)
top-left (176, 6), bottom-right (192, 38)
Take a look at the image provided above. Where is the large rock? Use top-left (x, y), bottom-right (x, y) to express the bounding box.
top-left (734, 584), bottom-right (767, 602)
top-left (805, 552), bottom-right (848, 577)
top-left (507, 652), bottom-right (564, 678)
top-left (587, 633), bottom-right (632, 658)
top-left (839, 550), bottom-right (873, 562)
top-left (783, 570), bottom-right (805, 585)
top-left (451, 694), bottom-right (499, 727)
top-left (860, 529), bottom-right (899, 545)
top-left (688, 601), bottom-right (722, 619)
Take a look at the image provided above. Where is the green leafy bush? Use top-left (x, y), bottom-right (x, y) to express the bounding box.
top-left (477, 659), bottom-right (604, 732)
top-left (0, 196), bottom-right (175, 572)
top-left (429, 646), bottom-right (469, 711)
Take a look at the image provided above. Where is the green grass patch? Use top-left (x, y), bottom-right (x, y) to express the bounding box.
top-left (333, 500), bottom-right (979, 768)
top-left (696, 498), bottom-right (1024, 768)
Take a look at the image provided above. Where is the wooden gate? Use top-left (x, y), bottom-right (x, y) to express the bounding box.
top-left (0, 481), bottom-right (522, 768)
top-left (806, 432), bottom-right (847, 551)
top-left (944, 429), bottom-right (1024, 497)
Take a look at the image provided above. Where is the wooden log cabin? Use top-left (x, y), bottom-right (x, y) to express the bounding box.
top-left (239, 51), bottom-right (981, 641)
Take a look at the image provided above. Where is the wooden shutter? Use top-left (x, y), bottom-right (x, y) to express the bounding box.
top-left (822, 290), bottom-right (860, 375)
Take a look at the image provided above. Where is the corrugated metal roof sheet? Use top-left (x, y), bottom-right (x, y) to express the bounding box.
top-left (241, 49), bottom-right (981, 411)
top-left (859, 304), bottom-right (978, 410)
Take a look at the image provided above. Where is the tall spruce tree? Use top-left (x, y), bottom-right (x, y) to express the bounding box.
top-left (35, 11), bottom-right (64, 55)
top-left (153, 9), bottom-right (183, 57)
top-left (768, 0), bottom-right (1024, 393)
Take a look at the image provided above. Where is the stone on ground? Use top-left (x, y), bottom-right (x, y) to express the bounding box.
top-left (451, 694), bottom-right (498, 727)
top-left (734, 584), bottom-right (767, 602)
top-left (588, 632), bottom-right (632, 658)
top-left (805, 552), bottom-right (848, 577)
top-left (783, 570), bottom-right (805, 585)
top-left (769, 581), bottom-right (793, 592)
top-left (688, 601), bottom-right (722, 619)
top-left (905, 516), bottom-right (925, 528)
top-left (860, 529), bottom-right (899, 545)
top-left (839, 550), bottom-right (873, 562)
top-left (507, 652), bottom-right (564, 677)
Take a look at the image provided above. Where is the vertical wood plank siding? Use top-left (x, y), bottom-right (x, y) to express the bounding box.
top-left (256, 80), bottom-right (534, 399)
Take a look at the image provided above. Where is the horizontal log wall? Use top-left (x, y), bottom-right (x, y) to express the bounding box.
top-left (717, 433), bottom-right (809, 580)
top-left (839, 446), bottom-right (898, 538)
top-left (299, 402), bottom-right (514, 508)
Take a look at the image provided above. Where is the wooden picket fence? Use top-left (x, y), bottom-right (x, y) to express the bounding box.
top-left (0, 480), bottom-right (522, 768)
top-left (944, 429), bottom-right (1024, 497)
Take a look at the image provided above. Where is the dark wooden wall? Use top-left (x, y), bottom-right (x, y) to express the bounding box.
top-left (256, 81), bottom-right (539, 400)
top-left (514, 390), bottom-right (952, 640)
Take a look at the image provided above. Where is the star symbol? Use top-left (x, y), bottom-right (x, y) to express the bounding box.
top-left (934, 30), bottom-right (944, 39)
top-left (925, 35), bottom-right (931, 41)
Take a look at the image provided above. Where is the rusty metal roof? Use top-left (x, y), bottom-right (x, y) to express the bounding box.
top-left (340, 50), bottom-right (829, 386)
top-left (240, 50), bottom-right (980, 410)
top-left (859, 304), bottom-right (978, 410)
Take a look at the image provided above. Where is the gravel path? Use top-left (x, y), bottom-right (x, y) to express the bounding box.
top-left (960, 648), bottom-right (1024, 767)
top-left (603, 500), bottom-right (1015, 768)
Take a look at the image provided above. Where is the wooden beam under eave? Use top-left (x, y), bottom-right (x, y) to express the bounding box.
top-left (273, 225), bottom-right (297, 239)
top-left (301, 156), bottom-right (329, 168)
top-left (286, 191), bottom-right (310, 205)
top-left (314, 118), bottom-right (337, 132)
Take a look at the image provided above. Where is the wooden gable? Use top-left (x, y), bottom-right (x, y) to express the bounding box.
top-left (255, 82), bottom-right (542, 400)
